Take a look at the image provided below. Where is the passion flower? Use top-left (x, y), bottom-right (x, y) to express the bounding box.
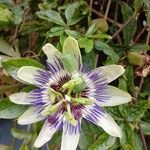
top-left (9, 37), bottom-right (131, 150)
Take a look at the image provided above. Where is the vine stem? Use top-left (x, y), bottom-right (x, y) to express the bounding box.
top-left (90, 0), bottom-right (93, 9)
top-left (134, 26), bottom-right (146, 43)
top-left (139, 123), bottom-right (147, 150)
top-left (107, 15), bottom-right (135, 43)
top-left (114, 0), bottom-right (122, 44)
top-left (104, 0), bottom-right (111, 20)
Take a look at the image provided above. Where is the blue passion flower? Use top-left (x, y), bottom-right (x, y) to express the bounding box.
top-left (9, 37), bottom-right (132, 150)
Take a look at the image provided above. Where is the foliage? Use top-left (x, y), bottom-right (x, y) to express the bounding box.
top-left (0, 0), bottom-right (149, 149)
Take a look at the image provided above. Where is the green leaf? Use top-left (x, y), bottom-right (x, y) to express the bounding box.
top-left (79, 120), bottom-right (101, 150)
top-left (0, 5), bottom-right (13, 26)
top-left (49, 131), bottom-right (62, 150)
top-left (88, 134), bottom-right (116, 150)
top-left (65, 30), bottom-right (81, 39)
top-left (21, 85), bottom-right (36, 92)
top-left (46, 26), bottom-right (65, 38)
top-left (120, 123), bottom-right (135, 150)
top-left (129, 44), bottom-right (150, 52)
top-left (85, 23), bottom-right (97, 36)
top-left (11, 5), bottom-right (23, 24)
top-left (0, 98), bottom-right (28, 119)
top-left (118, 78), bottom-right (127, 91)
top-left (46, 30), bottom-right (64, 38)
top-left (95, 40), bottom-right (119, 63)
top-left (133, 132), bottom-right (143, 150)
top-left (146, 0), bottom-right (150, 26)
top-left (143, 78), bottom-right (150, 95)
top-left (2, 58), bottom-right (44, 81)
top-left (79, 38), bottom-right (93, 53)
top-left (82, 50), bottom-right (96, 70)
top-left (140, 121), bottom-right (150, 135)
top-left (147, 11), bottom-right (150, 26)
top-left (127, 101), bottom-right (150, 122)
top-left (125, 65), bottom-right (135, 93)
top-left (65, 1), bottom-right (88, 26)
top-left (121, 2), bottom-right (137, 45)
top-left (0, 39), bottom-right (20, 57)
top-left (134, 0), bottom-right (144, 13)
top-left (36, 10), bottom-right (66, 26)
top-left (50, 26), bottom-right (66, 33)
top-left (106, 107), bottom-right (123, 121)
top-left (11, 128), bottom-right (32, 141)
top-left (118, 105), bottom-right (129, 119)
top-left (121, 144), bottom-right (135, 150)
top-left (38, 0), bottom-right (58, 10)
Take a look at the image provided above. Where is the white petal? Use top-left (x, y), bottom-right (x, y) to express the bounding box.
top-left (97, 86), bottom-right (132, 107)
top-left (83, 105), bottom-right (122, 138)
top-left (17, 66), bottom-right (48, 86)
top-left (9, 92), bottom-right (32, 105)
top-left (18, 106), bottom-right (45, 125)
top-left (94, 65), bottom-right (125, 83)
top-left (42, 43), bottom-right (61, 60)
top-left (96, 112), bottom-right (122, 138)
top-left (34, 120), bottom-right (57, 148)
top-left (61, 121), bottom-right (81, 150)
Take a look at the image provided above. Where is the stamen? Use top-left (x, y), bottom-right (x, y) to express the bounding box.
top-left (72, 97), bottom-right (94, 105)
top-left (64, 104), bottom-right (77, 126)
top-left (48, 88), bottom-right (63, 100)
top-left (41, 101), bottom-right (62, 116)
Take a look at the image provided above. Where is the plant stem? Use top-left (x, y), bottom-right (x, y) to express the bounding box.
top-left (46, 143), bottom-right (50, 150)
top-left (11, 121), bottom-right (17, 150)
top-left (107, 15), bottom-right (134, 43)
top-left (104, 0), bottom-right (111, 20)
top-left (134, 26), bottom-right (146, 43)
top-left (139, 123), bottom-right (147, 150)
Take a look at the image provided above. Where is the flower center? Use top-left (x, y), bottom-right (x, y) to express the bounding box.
top-left (41, 74), bottom-right (93, 126)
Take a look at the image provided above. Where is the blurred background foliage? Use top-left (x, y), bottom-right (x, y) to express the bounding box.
top-left (0, 0), bottom-right (150, 150)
